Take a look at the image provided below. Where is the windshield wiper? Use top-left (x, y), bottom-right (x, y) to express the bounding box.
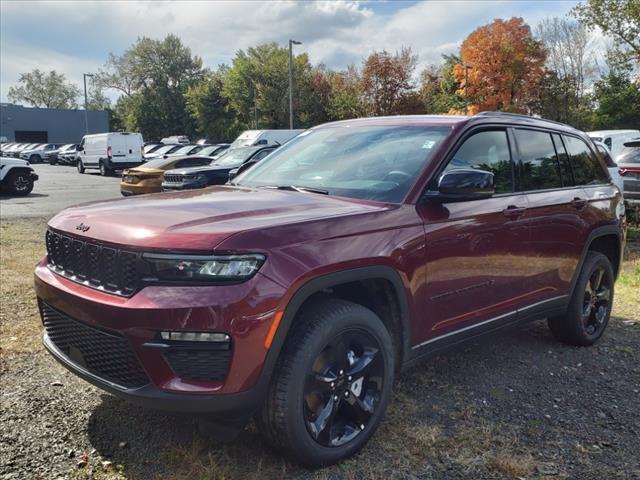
top-left (264, 185), bottom-right (329, 195)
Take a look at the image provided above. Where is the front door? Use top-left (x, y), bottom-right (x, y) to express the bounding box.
top-left (415, 128), bottom-right (531, 345)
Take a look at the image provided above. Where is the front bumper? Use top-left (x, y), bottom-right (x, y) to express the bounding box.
top-left (161, 179), bottom-right (207, 191)
top-left (34, 259), bottom-right (286, 415)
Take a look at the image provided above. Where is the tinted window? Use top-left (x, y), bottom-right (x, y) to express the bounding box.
top-left (175, 157), bottom-right (209, 168)
top-left (252, 149), bottom-right (275, 161)
top-left (552, 134), bottom-right (575, 186)
top-left (515, 130), bottom-right (561, 191)
top-left (444, 130), bottom-right (513, 193)
top-left (563, 135), bottom-right (609, 185)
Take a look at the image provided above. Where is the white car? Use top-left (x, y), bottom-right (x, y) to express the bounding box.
top-left (229, 129), bottom-right (304, 149)
top-left (77, 132), bottom-right (144, 176)
top-left (588, 130), bottom-right (640, 158)
top-left (0, 157), bottom-right (39, 195)
top-left (20, 143), bottom-right (61, 163)
top-left (160, 135), bottom-right (190, 144)
top-left (593, 141), bottom-right (624, 192)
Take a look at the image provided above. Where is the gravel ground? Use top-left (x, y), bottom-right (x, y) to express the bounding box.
top-left (1, 318), bottom-right (639, 480)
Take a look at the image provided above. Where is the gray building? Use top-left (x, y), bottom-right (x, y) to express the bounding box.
top-left (0, 103), bottom-right (109, 143)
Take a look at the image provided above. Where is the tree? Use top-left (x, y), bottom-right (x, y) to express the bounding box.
top-left (592, 65), bottom-right (640, 128)
top-left (185, 68), bottom-right (241, 142)
top-left (572, 0), bottom-right (640, 66)
top-left (361, 47), bottom-right (418, 116)
top-left (86, 77), bottom-right (112, 111)
top-left (223, 43), bottom-right (314, 129)
top-left (106, 35), bottom-right (205, 140)
top-left (8, 69), bottom-right (80, 109)
top-left (535, 17), bottom-right (596, 128)
top-left (420, 54), bottom-right (466, 113)
top-left (324, 65), bottom-right (366, 120)
top-left (453, 17), bottom-right (546, 114)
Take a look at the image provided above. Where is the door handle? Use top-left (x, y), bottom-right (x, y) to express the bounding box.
top-left (571, 197), bottom-right (587, 209)
top-left (503, 205), bottom-right (526, 219)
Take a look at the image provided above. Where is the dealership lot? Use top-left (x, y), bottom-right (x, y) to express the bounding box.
top-left (1, 164), bottom-right (121, 218)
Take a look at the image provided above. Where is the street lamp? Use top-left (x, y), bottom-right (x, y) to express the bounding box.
top-left (288, 39), bottom-right (302, 129)
top-left (464, 64), bottom-right (473, 116)
top-left (83, 73), bottom-right (94, 134)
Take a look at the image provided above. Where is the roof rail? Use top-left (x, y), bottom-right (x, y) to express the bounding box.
top-left (473, 111), bottom-right (572, 128)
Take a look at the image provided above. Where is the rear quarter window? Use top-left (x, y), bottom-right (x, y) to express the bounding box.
top-left (563, 135), bottom-right (609, 185)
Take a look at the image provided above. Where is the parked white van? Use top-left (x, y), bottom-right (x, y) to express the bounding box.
top-left (229, 129), bottom-right (303, 149)
top-left (77, 132), bottom-right (144, 176)
top-left (588, 130), bottom-right (640, 158)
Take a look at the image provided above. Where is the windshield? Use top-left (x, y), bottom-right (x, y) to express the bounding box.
top-left (173, 145), bottom-right (201, 155)
top-left (151, 145), bottom-right (177, 155)
top-left (237, 126), bottom-right (451, 203)
top-left (199, 145), bottom-right (225, 156)
top-left (213, 148), bottom-right (256, 166)
top-left (140, 157), bottom-right (177, 169)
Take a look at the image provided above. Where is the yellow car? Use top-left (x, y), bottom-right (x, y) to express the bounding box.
top-left (120, 156), bottom-right (212, 196)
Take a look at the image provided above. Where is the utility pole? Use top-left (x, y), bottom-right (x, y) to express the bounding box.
top-left (288, 39), bottom-right (302, 129)
top-left (464, 64), bottom-right (472, 116)
top-left (83, 73), bottom-right (94, 134)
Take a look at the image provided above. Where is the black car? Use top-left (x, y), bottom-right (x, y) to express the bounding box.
top-left (161, 145), bottom-right (277, 191)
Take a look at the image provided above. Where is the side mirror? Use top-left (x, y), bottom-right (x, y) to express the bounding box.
top-left (423, 168), bottom-right (495, 203)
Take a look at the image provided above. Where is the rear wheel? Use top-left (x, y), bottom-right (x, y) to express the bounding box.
top-left (4, 170), bottom-right (34, 195)
top-left (77, 159), bottom-right (85, 174)
top-left (548, 252), bottom-right (614, 346)
top-left (99, 161), bottom-right (111, 176)
top-left (257, 298), bottom-right (394, 466)
top-left (29, 154), bottom-right (41, 164)
top-left (49, 156), bottom-right (58, 165)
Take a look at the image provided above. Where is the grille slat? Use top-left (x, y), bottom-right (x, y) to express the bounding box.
top-left (46, 230), bottom-right (139, 296)
top-left (164, 174), bottom-right (183, 183)
top-left (41, 302), bottom-right (149, 389)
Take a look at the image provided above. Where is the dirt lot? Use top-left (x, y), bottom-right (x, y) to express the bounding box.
top-left (1, 217), bottom-right (639, 480)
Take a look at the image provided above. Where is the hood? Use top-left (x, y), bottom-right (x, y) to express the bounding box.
top-left (48, 185), bottom-right (390, 251)
top-left (1, 158), bottom-right (31, 167)
top-left (166, 164), bottom-right (232, 175)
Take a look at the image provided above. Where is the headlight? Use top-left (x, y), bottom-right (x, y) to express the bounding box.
top-left (143, 253), bottom-right (265, 282)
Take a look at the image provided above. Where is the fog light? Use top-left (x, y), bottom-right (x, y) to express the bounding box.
top-left (160, 331), bottom-right (230, 342)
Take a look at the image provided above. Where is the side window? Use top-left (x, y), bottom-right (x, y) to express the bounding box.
top-left (552, 133), bottom-right (575, 186)
top-left (563, 135), bottom-right (609, 185)
top-left (604, 137), bottom-right (612, 149)
top-left (252, 149), bottom-right (275, 161)
top-left (176, 158), bottom-right (209, 168)
top-left (514, 129), bottom-right (562, 191)
top-left (444, 130), bottom-right (513, 194)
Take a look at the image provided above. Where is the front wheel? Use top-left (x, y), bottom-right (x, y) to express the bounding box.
top-left (548, 252), bottom-right (614, 346)
top-left (257, 298), bottom-right (394, 467)
top-left (29, 154), bottom-right (41, 164)
top-left (77, 159), bottom-right (85, 174)
top-left (5, 170), bottom-right (34, 195)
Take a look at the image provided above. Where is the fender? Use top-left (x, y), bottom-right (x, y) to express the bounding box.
top-left (259, 265), bottom-right (412, 386)
top-left (568, 224), bottom-right (624, 297)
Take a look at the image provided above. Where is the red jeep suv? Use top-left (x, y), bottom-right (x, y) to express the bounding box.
top-left (35, 113), bottom-right (625, 466)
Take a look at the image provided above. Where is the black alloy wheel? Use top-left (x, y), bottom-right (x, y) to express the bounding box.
top-left (303, 329), bottom-right (385, 447)
top-left (581, 266), bottom-right (611, 336)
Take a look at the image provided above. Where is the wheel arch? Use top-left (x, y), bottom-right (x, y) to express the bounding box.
top-left (265, 266), bottom-right (412, 379)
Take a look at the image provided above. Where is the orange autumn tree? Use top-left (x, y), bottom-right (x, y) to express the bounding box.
top-left (452, 17), bottom-right (546, 115)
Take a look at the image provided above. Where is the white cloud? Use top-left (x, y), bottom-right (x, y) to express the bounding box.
top-left (1, 0), bottom-right (581, 103)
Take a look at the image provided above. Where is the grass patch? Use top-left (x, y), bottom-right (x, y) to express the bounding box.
top-left (0, 217), bottom-right (48, 355)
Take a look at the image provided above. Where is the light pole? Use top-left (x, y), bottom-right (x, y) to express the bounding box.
top-left (83, 73), bottom-right (94, 134)
top-left (288, 39), bottom-right (302, 129)
top-left (464, 64), bottom-right (473, 116)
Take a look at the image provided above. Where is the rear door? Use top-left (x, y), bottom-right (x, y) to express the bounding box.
top-left (515, 129), bottom-right (586, 310)
top-left (416, 128), bottom-right (531, 344)
top-left (110, 134), bottom-right (127, 165)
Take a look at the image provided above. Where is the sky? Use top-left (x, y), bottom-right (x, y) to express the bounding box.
top-left (0, 0), bottom-right (580, 104)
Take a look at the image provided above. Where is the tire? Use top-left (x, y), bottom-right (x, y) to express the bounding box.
top-left (99, 161), bottom-right (111, 177)
top-left (49, 156), bottom-right (58, 165)
top-left (256, 298), bottom-right (395, 467)
top-left (548, 252), bottom-right (614, 346)
top-left (29, 154), bottom-right (41, 164)
top-left (77, 159), bottom-right (85, 174)
top-left (5, 170), bottom-right (34, 196)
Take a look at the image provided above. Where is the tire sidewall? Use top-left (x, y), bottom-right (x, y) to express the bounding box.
top-left (8, 171), bottom-right (33, 195)
top-left (77, 159), bottom-right (85, 173)
top-left (282, 306), bottom-right (395, 465)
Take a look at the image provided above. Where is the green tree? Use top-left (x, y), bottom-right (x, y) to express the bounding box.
top-left (102, 35), bottom-right (205, 140)
top-left (223, 43), bottom-right (314, 129)
top-left (8, 69), bottom-right (80, 109)
top-left (185, 68), bottom-right (241, 142)
top-left (592, 65), bottom-right (640, 128)
top-left (420, 54), bottom-right (465, 113)
top-left (325, 65), bottom-right (366, 120)
top-left (572, 0), bottom-right (640, 66)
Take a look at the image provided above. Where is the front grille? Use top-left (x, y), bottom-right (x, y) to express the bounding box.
top-left (40, 302), bottom-right (149, 389)
top-left (164, 348), bottom-right (232, 382)
top-left (164, 174), bottom-right (183, 183)
top-left (46, 230), bottom-right (139, 296)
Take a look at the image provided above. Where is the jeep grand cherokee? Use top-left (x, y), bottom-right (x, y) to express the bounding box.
top-left (35, 113), bottom-right (625, 466)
